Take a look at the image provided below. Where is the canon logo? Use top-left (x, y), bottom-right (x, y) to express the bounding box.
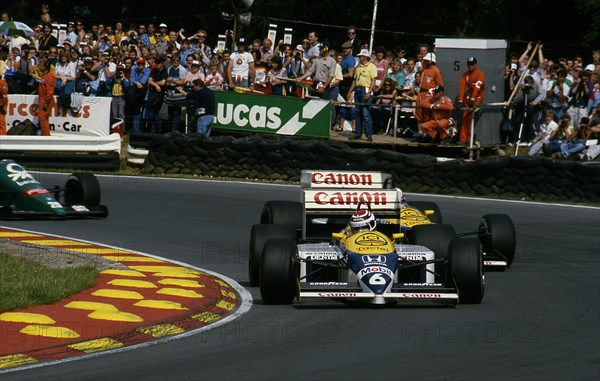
top-left (402, 293), bottom-right (442, 299)
top-left (318, 292), bottom-right (357, 298)
top-left (313, 191), bottom-right (387, 205)
top-left (22, 188), bottom-right (50, 197)
top-left (311, 172), bottom-right (373, 186)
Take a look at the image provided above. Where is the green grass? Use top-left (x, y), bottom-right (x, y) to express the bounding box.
top-left (0, 252), bottom-right (99, 312)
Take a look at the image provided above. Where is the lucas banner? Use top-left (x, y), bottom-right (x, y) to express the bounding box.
top-left (5, 95), bottom-right (112, 137)
top-left (213, 91), bottom-right (331, 138)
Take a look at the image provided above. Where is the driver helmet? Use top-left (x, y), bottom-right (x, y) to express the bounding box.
top-left (350, 208), bottom-right (377, 233)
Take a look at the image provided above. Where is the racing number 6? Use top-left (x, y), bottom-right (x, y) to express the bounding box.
top-left (369, 274), bottom-right (386, 285)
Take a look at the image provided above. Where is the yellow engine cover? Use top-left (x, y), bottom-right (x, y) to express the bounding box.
top-left (344, 231), bottom-right (395, 254)
top-left (400, 208), bottom-right (432, 228)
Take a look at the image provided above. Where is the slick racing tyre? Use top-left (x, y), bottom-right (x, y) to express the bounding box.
top-left (64, 173), bottom-right (101, 207)
top-left (410, 224), bottom-right (455, 283)
top-left (450, 238), bottom-right (484, 304)
top-left (478, 214), bottom-right (516, 268)
top-left (260, 238), bottom-right (297, 304)
top-left (249, 224), bottom-right (296, 287)
top-left (408, 201), bottom-right (443, 224)
top-left (260, 200), bottom-right (303, 232)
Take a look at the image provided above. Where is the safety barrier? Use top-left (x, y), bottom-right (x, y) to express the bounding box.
top-left (141, 134), bottom-right (600, 203)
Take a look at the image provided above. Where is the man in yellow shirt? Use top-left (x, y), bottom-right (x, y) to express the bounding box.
top-left (347, 49), bottom-right (378, 141)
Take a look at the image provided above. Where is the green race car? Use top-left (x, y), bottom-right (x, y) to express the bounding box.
top-left (0, 159), bottom-right (108, 219)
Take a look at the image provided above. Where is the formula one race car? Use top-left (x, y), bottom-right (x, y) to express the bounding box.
top-left (249, 170), bottom-right (516, 306)
top-left (0, 160), bottom-right (108, 219)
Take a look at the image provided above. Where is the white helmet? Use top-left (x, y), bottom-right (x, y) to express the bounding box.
top-left (350, 208), bottom-right (377, 233)
top-left (423, 52), bottom-right (436, 63)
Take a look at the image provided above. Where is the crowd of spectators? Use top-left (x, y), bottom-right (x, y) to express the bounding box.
top-left (0, 6), bottom-right (598, 159)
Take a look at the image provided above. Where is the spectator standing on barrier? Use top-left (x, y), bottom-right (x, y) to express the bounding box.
top-left (415, 53), bottom-right (443, 128)
top-left (165, 54), bottom-right (187, 132)
top-left (511, 75), bottom-right (543, 142)
top-left (267, 56), bottom-right (287, 96)
top-left (107, 64), bottom-right (129, 121)
top-left (340, 41), bottom-right (355, 99)
top-left (128, 56), bottom-right (150, 133)
top-left (545, 69), bottom-right (569, 121)
top-left (145, 55), bottom-right (167, 133)
top-left (37, 60), bottom-right (55, 136)
top-left (418, 85), bottom-right (455, 143)
top-left (567, 70), bottom-right (591, 126)
top-left (347, 49), bottom-right (378, 142)
top-left (297, 43), bottom-right (337, 117)
top-left (205, 60), bottom-right (225, 88)
top-left (386, 58), bottom-right (405, 93)
top-left (227, 38), bottom-right (254, 89)
top-left (457, 57), bottom-right (485, 143)
top-left (177, 78), bottom-right (214, 136)
top-left (373, 77), bottom-right (397, 134)
top-left (528, 110), bottom-right (557, 156)
top-left (371, 46), bottom-right (389, 95)
top-left (0, 75), bottom-right (7, 135)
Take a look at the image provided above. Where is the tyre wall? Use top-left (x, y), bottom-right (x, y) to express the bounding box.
top-left (141, 134), bottom-right (600, 203)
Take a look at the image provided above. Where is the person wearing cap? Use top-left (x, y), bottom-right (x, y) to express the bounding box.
top-left (144, 55), bottom-right (168, 133)
top-left (347, 48), bottom-right (378, 141)
top-left (288, 44), bottom-right (308, 80)
top-left (65, 22), bottom-right (78, 46)
top-left (457, 56), bottom-right (485, 143)
top-left (415, 52), bottom-right (443, 126)
top-left (297, 43), bottom-right (337, 98)
top-left (128, 56), bottom-right (151, 132)
top-left (339, 41), bottom-right (355, 98)
top-left (159, 23), bottom-right (168, 39)
top-left (418, 85), bottom-right (455, 143)
top-left (228, 38), bottom-right (255, 89)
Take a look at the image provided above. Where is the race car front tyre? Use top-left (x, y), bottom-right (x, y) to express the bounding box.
top-left (450, 238), bottom-right (484, 304)
top-left (64, 173), bottom-right (101, 207)
top-left (478, 214), bottom-right (516, 268)
top-left (410, 224), bottom-right (455, 283)
top-left (408, 201), bottom-right (443, 224)
top-left (249, 224), bottom-right (296, 287)
top-left (260, 238), bottom-right (297, 304)
top-left (260, 200), bottom-right (303, 232)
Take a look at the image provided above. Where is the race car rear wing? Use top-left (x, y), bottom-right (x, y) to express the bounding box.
top-left (301, 170), bottom-right (394, 189)
top-left (302, 187), bottom-right (404, 241)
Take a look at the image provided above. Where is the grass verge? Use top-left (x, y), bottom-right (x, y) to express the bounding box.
top-left (0, 252), bottom-right (98, 312)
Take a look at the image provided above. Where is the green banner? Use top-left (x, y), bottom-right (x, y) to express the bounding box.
top-left (212, 91), bottom-right (331, 138)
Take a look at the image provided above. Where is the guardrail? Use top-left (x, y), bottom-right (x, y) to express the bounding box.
top-left (0, 133), bottom-right (122, 153)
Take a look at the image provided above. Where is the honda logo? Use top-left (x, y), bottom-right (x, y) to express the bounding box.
top-left (362, 255), bottom-right (386, 264)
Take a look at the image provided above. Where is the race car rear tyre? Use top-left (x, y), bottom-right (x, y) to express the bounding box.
top-left (249, 224), bottom-right (296, 287)
top-left (408, 201), bottom-right (442, 224)
top-left (479, 214), bottom-right (516, 268)
top-left (260, 238), bottom-right (297, 304)
top-left (410, 224), bottom-right (455, 283)
top-left (64, 173), bottom-right (101, 207)
top-left (450, 238), bottom-right (484, 304)
top-left (260, 201), bottom-right (303, 232)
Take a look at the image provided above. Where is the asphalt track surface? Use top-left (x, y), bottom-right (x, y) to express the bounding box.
top-left (2, 173), bottom-right (599, 380)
